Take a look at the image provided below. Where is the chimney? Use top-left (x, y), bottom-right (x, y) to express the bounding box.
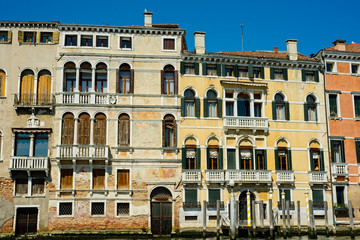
top-left (332, 39), bottom-right (346, 51)
top-left (194, 32), bottom-right (205, 55)
top-left (274, 47), bottom-right (278, 53)
top-left (286, 39), bottom-right (298, 61)
top-left (144, 11), bottom-right (153, 27)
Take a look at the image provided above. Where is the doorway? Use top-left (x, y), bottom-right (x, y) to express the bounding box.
top-left (15, 208), bottom-right (38, 235)
top-left (150, 187), bottom-right (172, 235)
top-left (239, 191), bottom-right (255, 224)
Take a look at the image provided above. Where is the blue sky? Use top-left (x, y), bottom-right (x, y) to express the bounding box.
top-left (3, 0), bottom-right (360, 56)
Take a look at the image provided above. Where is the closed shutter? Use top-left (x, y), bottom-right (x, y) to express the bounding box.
top-left (285, 102), bottom-right (290, 120)
top-left (284, 190), bottom-right (291, 201)
top-left (309, 150), bottom-right (314, 171)
top-left (340, 141), bottom-right (345, 163)
top-left (0, 71), bottom-right (5, 96)
top-left (195, 98), bottom-right (200, 118)
top-left (330, 141), bottom-right (335, 163)
top-left (62, 114), bottom-right (74, 145)
top-left (117, 169), bottom-right (129, 189)
top-left (61, 169), bottom-right (73, 190)
top-left (283, 68), bottom-right (288, 80)
top-left (93, 169), bottom-right (105, 190)
top-left (21, 74), bottom-right (34, 104)
top-left (18, 31), bottom-right (24, 42)
top-left (174, 70), bottom-right (178, 95)
top-left (116, 69), bottom-right (120, 93)
top-left (94, 115), bottom-right (106, 145)
top-left (180, 62), bottom-right (185, 75)
top-left (160, 70), bottom-right (164, 94)
top-left (272, 101), bottom-right (277, 120)
top-left (260, 67), bottom-right (265, 79)
top-left (162, 120), bottom-right (165, 147)
top-left (221, 64), bottom-right (226, 77)
top-left (248, 65), bottom-right (253, 78)
top-left (217, 99), bottom-right (222, 118)
top-left (219, 147), bottom-right (223, 169)
top-left (7, 31), bottom-right (12, 43)
top-left (270, 67), bottom-right (274, 80)
top-left (119, 118), bottom-right (130, 146)
top-left (37, 74), bottom-right (51, 105)
top-left (202, 63), bottom-right (207, 75)
top-left (130, 69), bottom-right (134, 93)
top-left (314, 70), bottom-right (319, 82)
top-left (185, 189), bottom-right (197, 202)
top-left (287, 149), bottom-right (292, 170)
top-left (227, 149), bottom-right (236, 169)
top-left (275, 150), bottom-right (279, 170)
top-left (181, 97), bottom-right (185, 117)
top-left (304, 103), bottom-right (309, 121)
top-left (36, 32), bottom-right (41, 43)
top-left (320, 150), bottom-right (325, 171)
top-left (209, 189), bottom-right (220, 202)
top-left (217, 64), bottom-right (222, 76)
top-left (206, 147), bottom-right (210, 169)
top-left (195, 62), bottom-right (199, 75)
top-left (302, 69), bottom-right (306, 82)
top-left (203, 98), bottom-right (208, 117)
top-left (53, 32), bottom-right (59, 44)
top-left (78, 115), bottom-right (90, 145)
top-left (196, 147), bottom-right (201, 169)
top-left (234, 65), bottom-right (239, 77)
top-left (182, 147), bottom-right (186, 169)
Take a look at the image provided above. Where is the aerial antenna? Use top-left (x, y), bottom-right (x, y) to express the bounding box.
top-left (241, 24), bottom-right (244, 51)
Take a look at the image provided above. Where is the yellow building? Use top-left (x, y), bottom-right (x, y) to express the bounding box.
top-left (179, 33), bottom-right (332, 229)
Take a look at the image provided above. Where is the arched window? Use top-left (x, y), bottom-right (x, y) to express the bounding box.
top-left (94, 113), bottom-right (106, 145)
top-left (305, 95), bottom-right (317, 121)
top-left (64, 62), bottom-right (76, 92)
top-left (37, 70), bottom-right (51, 104)
top-left (183, 137), bottom-right (199, 169)
top-left (275, 139), bottom-right (292, 170)
top-left (95, 63), bottom-right (107, 93)
top-left (78, 113), bottom-right (90, 145)
top-left (207, 138), bottom-right (222, 170)
top-left (163, 115), bottom-right (176, 147)
top-left (0, 70), bottom-right (6, 97)
top-left (162, 65), bottom-right (176, 95)
top-left (237, 93), bottom-right (250, 116)
top-left (117, 64), bottom-right (133, 94)
top-left (239, 140), bottom-right (253, 170)
top-left (118, 113), bottom-right (130, 146)
top-left (184, 89), bottom-right (195, 117)
top-left (20, 70), bottom-right (35, 105)
top-left (79, 62), bottom-right (92, 92)
top-left (205, 90), bottom-right (218, 118)
top-left (61, 113), bottom-right (74, 144)
top-left (309, 140), bottom-right (324, 171)
top-left (274, 93), bottom-right (286, 120)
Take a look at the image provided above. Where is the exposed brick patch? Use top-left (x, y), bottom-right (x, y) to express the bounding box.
top-left (0, 219), bottom-right (13, 233)
top-left (0, 177), bottom-right (14, 203)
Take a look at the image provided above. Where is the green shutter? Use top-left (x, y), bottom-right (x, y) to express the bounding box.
top-left (270, 67), bottom-right (274, 80)
top-left (315, 70), bottom-right (319, 82)
top-left (285, 102), bottom-right (290, 120)
top-left (304, 103), bottom-right (309, 121)
top-left (260, 67), bottom-right (265, 79)
top-left (264, 150), bottom-right (268, 170)
top-left (234, 65), bottom-right (239, 77)
top-left (248, 65), bottom-right (253, 79)
top-left (196, 147), bottom-right (201, 169)
top-left (217, 64), bottom-right (222, 76)
top-left (227, 149), bottom-right (236, 169)
top-left (275, 149), bottom-right (279, 170)
top-left (309, 150), bottom-right (314, 171)
top-left (217, 99), bottom-right (222, 118)
top-left (285, 190), bottom-right (291, 201)
top-left (330, 141), bottom-right (335, 163)
top-left (341, 141), bottom-right (345, 163)
top-left (209, 189), bottom-right (220, 202)
top-left (206, 147), bottom-right (210, 169)
top-left (195, 63), bottom-right (199, 75)
top-left (180, 62), bottom-right (185, 75)
top-left (251, 150), bottom-right (254, 170)
top-left (287, 149), bottom-right (292, 170)
top-left (195, 98), bottom-right (200, 118)
top-left (202, 63), bottom-right (207, 75)
top-left (320, 150), bottom-right (325, 171)
top-left (356, 141), bottom-right (360, 163)
top-left (219, 148), bottom-right (223, 169)
top-left (355, 96), bottom-right (360, 117)
top-left (302, 69), bottom-right (306, 82)
top-left (272, 101), bottom-right (277, 120)
top-left (283, 68), bottom-right (288, 80)
top-left (312, 190), bottom-right (323, 202)
top-left (182, 147), bottom-right (186, 169)
top-left (181, 97), bottom-right (185, 117)
top-left (203, 98), bottom-right (208, 117)
top-left (185, 189), bottom-right (197, 202)
top-left (222, 64), bottom-right (226, 77)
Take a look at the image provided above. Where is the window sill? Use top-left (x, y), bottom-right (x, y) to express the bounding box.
top-left (0, 41), bottom-right (11, 44)
top-left (90, 215), bottom-right (106, 218)
top-left (326, 72), bottom-right (338, 75)
top-left (95, 46), bottom-right (110, 50)
top-left (14, 195), bottom-right (46, 198)
top-left (162, 49), bottom-right (176, 52)
top-left (118, 48), bottom-right (133, 51)
top-left (183, 116), bottom-right (197, 119)
top-left (0, 96), bottom-right (5, 99)
top-left (183, 74), bottom-right (197, 77)
top-left (63, 46), bottom-right (78, 48)
top-left (57, 215), bottom-right (74, 218)
top-left (113, 146), bottom-right (134, 153)
top-left (329, 117), bottom-right (342, 121)
top-left (37, 43), bottom-right (56, 45)
top-left (19, 42), bottom-right (36, 45)
top-left (162, 147), bottom-right (179, 153)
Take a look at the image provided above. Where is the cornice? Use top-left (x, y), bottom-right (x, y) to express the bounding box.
top-left (322, 50), bottom-right (360, 60)
top-left (0, 21), bottom-right (59, 29)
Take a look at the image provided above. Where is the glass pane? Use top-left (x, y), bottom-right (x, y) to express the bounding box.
top-left (237, 99), bottom-right (250, 116)
top-left (226, 102), bottom-right (234, 116)
top-left (34, 135), bottom-right (48, 157)
top-left (209, 189), bottom-right (220, 202)
top-left (15, 134), bottom-right (30, 156)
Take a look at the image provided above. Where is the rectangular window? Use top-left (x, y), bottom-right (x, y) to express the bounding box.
top-left (91, 202), bottom-right (105, 216)
top-left (239, 66), bottom-right (248, 77)
top-left (31, 179), bottom-right (44, 195)
top-left (120, 37), bottom-right (132, 49)
top-left (81, 35), bottom-right (93, 47)
top-left (336, 186), bottom-right (345, 205)
top-left (240, 148), bottom-right (252, 170)
top-left (117, 169), bottom-right (129, 190)
top-left (326, 62), bottom-right (334, 72)
top-left (206, 64), bottom-right (217, 76)
top-left (225, 66), bottom-right (233, 77)
top-left (186, 147), bottom-right (196, 169)
top-left (93, 169), bottom-right (105, 190)
top-left (185, 189), bottom-right (197, 202)
top-left (274, 69), bottom-right (284, 80)
top-left (276, 103), bottom-right (285, 120)
top-left (96, 36), bottom-right (108, 47)
top-left (117, 203), bottom-right (130, 216)
top-left (312, 190), bottom-right (324, 203)
top-left (227, 149), bottom-right (236, 169)
top-left (34, 133), bottom-right (48, 157)
top-left (208, 189), bottom-right (220, 203)
top-left (254, 103), bottom-right (262, 117)
top-left (65, 35), bottom-right (77, 46)
top-left (40, 32), bottom-right (53, 43)
top-left (184, 63), bottom-right (195, 74)
top-left (60, 169), bottom-right (73, 190)
top-left (163, 38), bottom-right (175, 50)
top-left (351, 64), bottom-right (359, 74)
top-left (354, 96), bottom-right (360, 118)
top-left (59, 202), bottom-right (73, 216)
top-left (0, 31), bottom-right (8, 42)
top-left (15, 178), bottom-right (28, 195)
top-left (253, 67), bottom-right (261, 78)
top-left (15, 133), bottom-right (30, 156)
top-left (208, 147), bottom-right (219, 170)
top-left (331, 140), bottom-right (343, 163)
top-left (207, 100), bottom-right (217, 117)
top-left (226, 102), bottom-right (234, 116)
top-left (311, 149), bottom-right (321, 171)
top-left (24, 32), bottom-right (36, 43)
top-left (185, 101), bottom-right (195, 117)
top-left (284, 190), bottom-right (291, 201)
top-left (279, 150), bottom-right (288, 170)
top-left (329, 94), bottom-right (338, 117)
top-left (305, 71), bottom-right (315, 82)
top-left (256, 150), bottom-right (265, 170)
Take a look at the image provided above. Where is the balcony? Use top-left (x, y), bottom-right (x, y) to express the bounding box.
top-left (182, 170), bottom-right (201, 184)
top-left (332, 163), bottom-right (348, 177)
top-left (14, 94), bottom-right (55, 110)
top-left (60, 92), bottom-right (118, 105)
top-left (225, 170), bottom-right (272, 184)
top-left (223, 116), bottom-right (268, 132)
top-left (183, 202), bottom-right (201, 210)
top-left (9, 156), bottom-right (49, 174)
top-left (205, 170), bottom-right (225, 184)
top-left (309, 171), bottom-right (328, 185)
top-left (278, 201), bottom-right (295, 210)
top-left (276, 171), bottom-right (294, 185)
top-left (57, 145), bottom-right (109, 160)
top-left (207, 201), bottom-right (225, 209)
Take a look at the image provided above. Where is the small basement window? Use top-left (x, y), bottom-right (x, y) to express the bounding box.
top-left (59, 202), bottom-right (73, 216)
top-left (91, 202), bottom-right (105, 216)
top-left (117, 203), bottom-right (130, 216)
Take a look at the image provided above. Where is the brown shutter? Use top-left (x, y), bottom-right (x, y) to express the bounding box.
top-left (160, 70), bottom-right (164, 94)
top-left (18, 31), bottom-right (24, 42)
top-left (7, 31), bottom-right (12, 43)
top-left (61, 169), bottom-right (73, 189)
top-left (78, 115), bottom-right (90, 145)
top-left (130, 69), bottom-right (134, 93)
top-left (117, 170), bottom-right (129, 189)
top-left (62, 114), bottom-right (74, 145)
top-left (116, 69), bottom-right (120, 93)
top-left (174, 70), bottom-right (178, 95)
top-left (53, 32), bottom-right (59, 44)
top-left (93, 169), bottom-right (105, 189)
top-left (0, 71), bottom-right (5, 96)
top-left (94, 114), bottom-right (106, 145)
top-left (173, 121), bottom-right (177, 147)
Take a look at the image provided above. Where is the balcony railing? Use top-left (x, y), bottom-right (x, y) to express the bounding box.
top-left (9, 157), bottom-right (48, 170)
top-left (60, 92), bottom-right (118, 105)
top-left (182, 170), bottom-right (201, 184)
top-left (309, 171), bottom-right (328, 184)
top-left (183, 202), bottom-right (201, 210)
top-left (205, 170), bottom-right (225, 183)
top-left (332, 163), bottom-right (348, 175)
top-left (276, 171), bottom-right (294, 184)
top-left (225, 170), bottom-right (272, 183)
top-left (207, 201), bottom-right (225, 209)
top-left (278, 201), bottom-right (295, 210)
top-left (224, 116), bottom-right (268, 131)
top-left (313, 201), bottom-right (325, 209)
top-left (57, 145), bottom-right (109, 159)
top-left (14, 94), bottom-right (55, 107)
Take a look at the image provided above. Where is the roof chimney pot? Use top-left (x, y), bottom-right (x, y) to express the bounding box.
top-left (332, 39), bottom-right (346, 51)
top-left (274, 47), bottom-right (278, 53)
top-left (194, 32), bottom-right (206, 55)
top-left (286, 39), bottom-right (298, 61)
top-left (144, 11), bottom-right (153, 27)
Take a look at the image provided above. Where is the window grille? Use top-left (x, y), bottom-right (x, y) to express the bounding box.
top-left (117, 203), bottom-right (130, 216)
top-left (59, 203), bottom-right (72, 216)
top-left (91, 202), bottom-right (105, 215)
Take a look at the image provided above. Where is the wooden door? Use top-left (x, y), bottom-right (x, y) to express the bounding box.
top-left (20, 74), bottom-right (34, 104)
top-left (15, 208), bottom-right (38, 235)
top-left (238, 192), bottom-right (255, 223)
top-left (151, 201), bottom-right (172, 235)
top-left (37, 74), bottom-right (51, 104)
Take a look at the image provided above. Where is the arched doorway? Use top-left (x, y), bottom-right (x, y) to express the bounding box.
top-left (150, 187), bottom-right (172, 235)
top-left (239, 191), bottom-right (255, 224)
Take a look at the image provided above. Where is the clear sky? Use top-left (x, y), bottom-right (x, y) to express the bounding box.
top-left (2, 0), bottom-right (360, 56)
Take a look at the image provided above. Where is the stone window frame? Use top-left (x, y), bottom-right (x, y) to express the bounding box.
top-left (115, 201), bottom-right (131, 218)
top-left (57, 201), bottom-right (74, 218)
top-left (90, 201), bottom-right (106, 217)
top-left (162, 36), bottom-right (176, 52)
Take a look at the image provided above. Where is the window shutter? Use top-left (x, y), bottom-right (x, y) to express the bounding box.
top-left (185, 189), bottom-right (197, 202)
top-left (116, 69), bottom-right (120, 93)
top-left (304, 103), bottom-right (309, 121)
top-left (217, 64), bottom-right (222, 76)
top-left (206, 147), bottom-right (210, 169)
top-left (18, 31), bottom-right (24, 42)
top-left (275, 149), bottom-right (279, 170)
top-left (202, 63), bottom-right (207, 75)
top-left (222, 64), bottom-right (226, 77)
top-left (340, 141), bottom-right (345, 163)
top-left (302, 69), bottom-right (306, 82)
top-left (195, 62), bottom-right (199, 75)
top-left (162, 120), bottom-right (165, 147)
top-left (130, 69), bottom-right (134, 93)
top-left (283, 68), bottom-right (288, 80)
top-left (181, 97), bottom-right (185, 117)
top-left (248, 65), bottom-right (253, 78)
top-left (285, 102), bottom-right (290, 120)
top-left (217, 99), bottom-right (222, 118)
top-left (272, 101), bottom-right (277, 120)
top-left (356, 141), bottom-right (360, 163)
top-left (320, 150), bottom-right (325, 171)
top-left (174, 70), bottom-right (178, 95)
top-left (180, 62), bottom-right (185, 75)
top-left (203, 98), bottom-right (208, 117)
top-left (182, 147), bottom-right (186, 169)
top-left (309, 150), bottom-right (314, 171)
top-left (53, 32), bottom-right (59, 44)
top-left (260, 67), bottom-right (265, 79)
top-left (264, 150), bottom-right (268, 170)
top-left (330, 141), bottom-right (335, 163)
top-left (227, 149), bottom-right (236, 169)
top-left (196, 147), bottom-right (201, 169)
top-left (250, 149), bottom-right (254, 170)
top-left (287, 149), bottom-right (292, 170)
top-left (160, 70), bottom-right (164, 94)
top-left (219, 147), bottom-right (223, 169)
top-left (270, 67), bottom-right (274, 80)
top-left (7, 31), bottom-right (12, 43)
top-left (63, 74), bottom-right (67, 92)
top-left (234, 65), bottom-right (239, 77)
top-left (315, 70), bottom-right (319, 82)
top-left (195, 98), bottom-right (200, 118)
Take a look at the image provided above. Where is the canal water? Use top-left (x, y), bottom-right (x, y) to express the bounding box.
top-left (98, 237), bottom-right (360, 240)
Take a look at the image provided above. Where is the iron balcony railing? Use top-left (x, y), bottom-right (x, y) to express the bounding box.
top-left (183, 202), bottom-right (201, 210)
top-left (225, 170), bottom-right (272, 183)
top-left (207, 201), bottom-right (225, 209)
top-left (224, 116), bottom-right (268, 131)
top-left (14, 93), bottom-right (55, 107)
